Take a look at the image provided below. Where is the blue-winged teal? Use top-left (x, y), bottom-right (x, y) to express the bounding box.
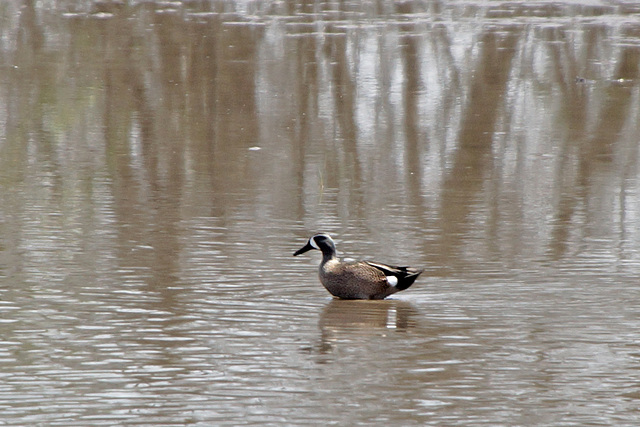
top-left (293, 233), bottom-right (423, 300)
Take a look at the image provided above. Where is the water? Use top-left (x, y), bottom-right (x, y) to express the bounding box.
top-left (1, 0), bottom-right (640, 425)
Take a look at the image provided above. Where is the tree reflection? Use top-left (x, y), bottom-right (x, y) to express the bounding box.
top-left (1, 0), bottom-right (640, 281)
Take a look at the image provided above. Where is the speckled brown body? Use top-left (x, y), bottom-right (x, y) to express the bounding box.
top-left (321, 259), bottom-right (396, 300)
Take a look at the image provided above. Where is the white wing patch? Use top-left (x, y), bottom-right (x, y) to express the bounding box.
top-left (386, 275), bottom-right (399, 287)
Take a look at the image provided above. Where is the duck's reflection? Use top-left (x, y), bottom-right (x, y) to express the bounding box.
top-left (317, 299), bottom-right (418, 353)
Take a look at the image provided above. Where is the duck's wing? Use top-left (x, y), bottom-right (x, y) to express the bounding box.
top-left (364, 261), bottom-right (423, 280)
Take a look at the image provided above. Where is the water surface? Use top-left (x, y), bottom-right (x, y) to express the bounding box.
top-left (1, 1), bottom-right (640, 425)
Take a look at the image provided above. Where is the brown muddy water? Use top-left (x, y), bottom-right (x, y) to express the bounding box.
top-left (2, 0), bottom-right (640, 425)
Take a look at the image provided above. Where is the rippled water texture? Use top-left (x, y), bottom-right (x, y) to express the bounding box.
top-left (1, 1), bottom-right (640, 425)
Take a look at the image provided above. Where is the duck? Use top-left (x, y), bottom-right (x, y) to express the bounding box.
top-left (293, 233), bottom-right (423, 300)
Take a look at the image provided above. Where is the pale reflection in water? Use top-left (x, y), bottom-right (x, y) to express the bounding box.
top-left (1, 0), bottom-right (640, 425)
top-left (317, 299), bottom-right (419, 353)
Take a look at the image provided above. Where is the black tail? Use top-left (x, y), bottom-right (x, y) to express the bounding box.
top-left (395, 267), bottom-right (423, 290)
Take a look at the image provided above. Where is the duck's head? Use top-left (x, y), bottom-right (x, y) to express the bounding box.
top-left (293, 233), bottom-right (336, 257)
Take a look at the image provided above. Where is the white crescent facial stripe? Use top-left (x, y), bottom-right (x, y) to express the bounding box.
top-left (386, 276), bottom-right (398, 287)
top-left (310, 238), bottom-right (319, 249)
